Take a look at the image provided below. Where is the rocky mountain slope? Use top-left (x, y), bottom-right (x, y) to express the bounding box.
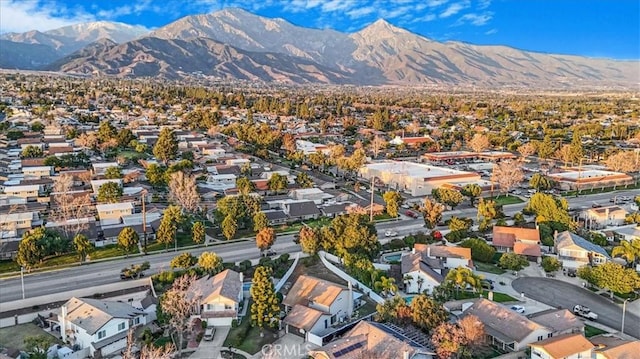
top-left (4, 8), bottom-right (639, 87)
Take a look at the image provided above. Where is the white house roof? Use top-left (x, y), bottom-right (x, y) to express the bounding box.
top-left (63, 297), bottom-right (145, 335)
top-left (4, 184), bottom-right (40, 192)
top-left (96, 202), bottom-right (134, 212)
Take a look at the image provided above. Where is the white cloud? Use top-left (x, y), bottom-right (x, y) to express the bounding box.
top-left (440, 1), bottom-right (470, 18)
top-left (455, 12), bottom-right (492, 26)
top-left (426, 0), bottom-right (449, 7)
top-left (0, 0), bottom-right (96, 33)
top-left (477, 0), bottom-right (491, 10)
top-left (485, 28), bottom-right (497, 35)
top-left (380, 6), bottom-right (413, 19)
top-left (347, 6), bottom-right (377, 19)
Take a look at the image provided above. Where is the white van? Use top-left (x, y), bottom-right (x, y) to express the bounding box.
top-left (203, 327), bottom-right (215, 341)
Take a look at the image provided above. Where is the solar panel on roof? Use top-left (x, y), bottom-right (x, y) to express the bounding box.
top-left (333, 342), bottom-right (365, 358)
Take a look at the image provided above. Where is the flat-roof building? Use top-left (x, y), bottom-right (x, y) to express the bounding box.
top-left (359, 161), bottom-right (481, 197)
top-left (423, 150), bottom-right (516, 163)
top-left (548, 170), bottom-right (633, 191)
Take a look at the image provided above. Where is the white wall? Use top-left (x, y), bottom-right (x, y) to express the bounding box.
top-left (318, 251), bottom-right (384, 304)
top-left (405, 271), bottom-right (439, 295)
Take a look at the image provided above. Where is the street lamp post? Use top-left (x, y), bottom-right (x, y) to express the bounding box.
top-left (621, 299), bottom-right (629, 334)
top-left (20, 266), bottom-right (25, 300)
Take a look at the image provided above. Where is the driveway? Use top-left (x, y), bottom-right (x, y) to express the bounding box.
top-left (189, 326), bottom-right (230, 359)
top-left (512, 277), bottom-right (640, 339)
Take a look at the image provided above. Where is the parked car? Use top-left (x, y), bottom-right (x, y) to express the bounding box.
top-left (405, 210), bottom-right (419, 219)
top-left (120, 271), bottom-right (144, 280)
top-left (385, 230), bottom-right (398, 237)
top-left (510, 305), bottom-right (526, 314)
top-left (203, 327), bottom-right (215, 341)
top-left (573, 305), bottom-right (598, 320)
top-left (592, 202), bottom-right (602, 208)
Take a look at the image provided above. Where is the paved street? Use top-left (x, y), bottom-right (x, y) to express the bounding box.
top-left (512, 277), bottom-right (640, 339)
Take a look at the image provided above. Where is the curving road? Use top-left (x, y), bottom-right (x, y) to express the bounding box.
top-left (512, 277), bottom-right (640, 339)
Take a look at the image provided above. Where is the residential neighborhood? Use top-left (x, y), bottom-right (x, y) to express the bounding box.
top-left (0, 71), bottom-right (640, 359)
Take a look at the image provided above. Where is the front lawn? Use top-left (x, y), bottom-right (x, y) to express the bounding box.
top-left (453, 291), bottom-right (516, 303)
top-left (90, 244), bottom-right (139, 260)
top-left (0, 260), bottom-right (21, 274)
top-left (475, 261), bottom-right (506, 274)
top-left (118, 150), bottom-right (148, 161)
top-left (146, 233), bottom-right (196, 252)
top-left (223, 314), bottom-right (278, 355)
top-left (585, 324), bottom-right (607, 338)
top-left (486, 196), bottom-right (524, 206)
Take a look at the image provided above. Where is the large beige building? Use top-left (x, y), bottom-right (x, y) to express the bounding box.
top-left (549, 169), bottom-right (633, 191)
top-left (359, 161), bottom-right (481, 196)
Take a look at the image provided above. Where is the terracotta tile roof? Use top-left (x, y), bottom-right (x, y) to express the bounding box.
top-left (493, 233), bottom-right (516, 248)
top-left (513, 242), bottom-right (542, 257)
top-left (283, 275), bottom-right (346, 308)
top-left (21, 158), bottom-right (46, 167)
top-left (530, 333), bottom-right (594, 358)
top-left (591, 336), bottom-right (640, 359)
top-left (493, 226), bottom-right (540, 242)
top-left (415, 244), bottom-right (472, 260)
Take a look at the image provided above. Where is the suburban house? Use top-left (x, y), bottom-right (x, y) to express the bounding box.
top-left (0, 211), bottom-right (42, 236)
top-left (295, 140), bottom-right (330, 155)
top-left (2, 185), bottom-right (42, 200)
top-left (190, 269), bottom-right (244, 327)
top-left (92, 162), bottom-right (119, 175)
top-left (289, 188), bottom-right (334, 205)
top-left (96, 202), bottom-right (135, 225)
top-left (413, 243), bottom-right (474, 270)
top-left (555, 231), bottom-right (610, 269)
top-left (283, 201), bottom-right (321, 221)
top-left (401, 252), bottom-right (444, 294)
top-left (528, 309), bottom-right (584, 336)
top-left (309, 320), bottom-right (434, 359)
top-left (21, 166), bottom-right (54, 178)
top-left (610, 225), bottom-right (640, 242)
top-left (590, 335), bottom-right (640, 359)
top-left (581, 206), bottom-right (628, 229)
top-left (389, 135), bottom-right (434, 147)
top-left (492, 226), bottom-right (542, 260)
top-left (460, 299), bottom-right (552, 352)
top-left (320, 203), bottom-right (350, 218)
top-left (529, 333), bottom-right (594, 359)
top-left (58, 297), bottom-right (146, 357)
top-left (283, 275), bottom-right (361, 345)
top-left (203, 173), bottom-right (237, 191)
top-left (263, 210), bottom-right (289, 226)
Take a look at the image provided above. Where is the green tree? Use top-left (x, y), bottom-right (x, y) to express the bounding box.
top-left (73, 234), bottom-right (93, 262)
top-left (579, 262), bottom-right (640, 296)
top-left (97, 121), bottom-right (117, 143)
top-left (104, 166), bottom-right (123, 179)
top-left (21, 145), bottom-right (43, 158)
top-left (153, 128), bottom-right (178, 164)
top-left (250, 266), bottom-right (280, 335)
top-left (294, 172), bottom-right (314, 188)
top-left (569, 132), bottom-right (584, 164)
top-left (410, 294), bottom-right (448, 332)
top-left (444, 267), bottom-right (484, 296)
top-left (431, 322), bottom-right (465, 359)
top-left (192, 221), bottom-right (205, 244)
top-left (320, 214), bottom-right (380, 260)
top-left (513, 212), bottom-right (526, 226)
top-left (221, 215), bottom-right (238, 240)
top-left (198, 252), bottom-right (224, 275)
top-left (525, 193), bottom-right (573, 228)
top-left (30, 121), bottom-right (45, 132)
top-left (374, 276), bottom-right (398, 297)
top-left (97, 182), bottom-right (123, 203)
top-left (422, 197), bottom-right (445, 229)
top-left (541, 256), bottom-right (561, 273)
top-left (17, 230), bottom-right (47, 270)
top-left (156, 221), bottom-right (174, 251)
top-left (448, 216), bottom-right (471, 233)
top-left (116, 128), bottom-right (135, 147)
top-left (382, 191), bottom-right (404, 218)
top-left (267, 173), bottom-right (288, 194)
top-left (459, 238), bottom-right (496, 263)
top-left (376, 296), bottom-right (412, 325)
top-left (498, 252), bottom-right (528, 271)
top-left (236, 177), bottom-right (255, 195)
top-left (253, 211), bottom-right (269, 232)
top-left (170, 253), bottom-right (197, 269)
top-left (461, 184), bottom-right (482, 206)
top-left (24, 335), bottom-right (54, 359)
top-left (537, 135), bottom-right (556, 160)
top-left (117, 227), bottom-right (139, 256)
top-left (298, 226), bottom-right (320, 255)
top-left (432, 188), bottom-right (464, 209)
top-left (529, 173), bottom-right (553, 192)
top-left (256, 227), bottom-right (276, 253)
top-left (611, 239), bottom-right (640, 266)
top-left (146, 164), bottom-right (166, 187)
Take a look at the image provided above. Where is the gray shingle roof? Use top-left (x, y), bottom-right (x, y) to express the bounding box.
top-left (64, 297), bottom-right (145, 335)
top-left (555, 231), bottom-right (610, 258)
top-left (191, 269), bottom-right (242, 303)
top-left (287, 201), bottom-right (321, 217)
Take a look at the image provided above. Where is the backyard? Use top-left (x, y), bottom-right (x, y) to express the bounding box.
top-left (0, 323), bottom-right (61, 351)
top-left (222, 312), bottom-right (278, 355)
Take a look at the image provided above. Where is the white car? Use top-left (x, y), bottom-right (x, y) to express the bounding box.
top-left (385, 230), bottom-right (398, 237)
top-left (510, 305), bottom-right (525, 314)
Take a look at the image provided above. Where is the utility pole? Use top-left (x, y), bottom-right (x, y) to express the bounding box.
top-left (621, 299), bottom-right (629, 334)
top-left (141, 191), bottom-right (147, 254)
top-left (20, 266), bottom-right (25, 300)
top-left (370, 176), bottom-right (375, 222)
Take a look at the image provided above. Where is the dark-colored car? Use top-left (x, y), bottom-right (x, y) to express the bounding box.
top-left (120, 271), bottom-right (144, 280)
top-left (405, 210), bottom-right (419, 219)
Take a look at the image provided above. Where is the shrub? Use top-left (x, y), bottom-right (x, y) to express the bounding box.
top-left (459, 238), bottom-right (496, 263)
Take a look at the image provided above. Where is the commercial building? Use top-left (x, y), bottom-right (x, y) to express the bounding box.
top-left (422, 150), bottom-right (516, 164)
top-left (359, 161), bottom-right (480, 196)
top-left (548, 170), bottom-right (633, 191)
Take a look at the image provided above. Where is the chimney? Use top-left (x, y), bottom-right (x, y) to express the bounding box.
top-left (427, 246), bottom-right (431, 258)
top-left (239, 272), bottom-right (244, 284)
top-left (347, 282), bottom-right (354, 317)
top-left (403, 350), bottom-right (410, 359)
top-left (60, 302), bottom-right (68, 341)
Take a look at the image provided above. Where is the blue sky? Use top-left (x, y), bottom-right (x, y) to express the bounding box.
top-left (1, 0), bottom-right (638, 59)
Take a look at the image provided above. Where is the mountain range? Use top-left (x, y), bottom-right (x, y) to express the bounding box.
top-left (1, 8), bottom-right (638, 88)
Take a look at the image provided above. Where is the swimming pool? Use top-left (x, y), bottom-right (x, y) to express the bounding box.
top-left (243, 282), bottom-right (252, 291)
top-left (404, 296), bottom-right (415, 304)
top-left (384, 254), bottom-right (402, 262)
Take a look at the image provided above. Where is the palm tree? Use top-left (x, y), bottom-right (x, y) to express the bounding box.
top-left (378, 276), bottom-right (398, 297)
top-left (445, 267), bottom-right (483, 297)
top-left (416, 277), bottom-right (424, 294)
top-left (403, 274), bottom-right (414, 290)
top-left (611, 239), bottom-right (640, 267)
